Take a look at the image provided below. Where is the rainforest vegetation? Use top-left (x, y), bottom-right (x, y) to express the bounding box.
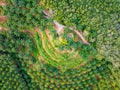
top-left (0, 0), bottom-right (120, 89)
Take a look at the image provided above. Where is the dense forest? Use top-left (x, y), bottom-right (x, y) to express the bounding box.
top-left (0, 0), bottom-right (120, 89)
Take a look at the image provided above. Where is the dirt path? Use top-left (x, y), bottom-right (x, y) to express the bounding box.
top-left (0, 15), bottom-right (7, 22)
top-left (0, 1), bottom-right (6, 6)
top-left (74, 30), bottom-right (90, 45)
top-left (0, 27), bottom-right (8, 32)
top-left (0, 15), bottom-right (7, 32)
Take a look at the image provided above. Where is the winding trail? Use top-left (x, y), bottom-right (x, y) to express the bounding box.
top-left (43, 10), bottom-right (90, 45)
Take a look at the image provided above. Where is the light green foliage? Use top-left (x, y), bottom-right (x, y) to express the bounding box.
top-left (41, 0), bottom-right (120, 31)
top-left (41, 0), bottom-right (120, 68)
top-left (0, 0), bottom-right (120, 90)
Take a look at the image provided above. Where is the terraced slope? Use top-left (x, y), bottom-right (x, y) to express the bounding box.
top-left (0, 0), bottom-right (120, 90)
top-left (41, 0), bottom-right (120, 65)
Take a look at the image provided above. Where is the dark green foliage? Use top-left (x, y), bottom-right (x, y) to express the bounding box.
top-left (42, 0), bottom-right (120, 65)
top-left (0, 30), bottom-right (40, 90)
top-left (0, 30), bottom-right (33, 60)
top-left (0, 58), bottom-right (30, 90)
top-left (79, 43), bottom-right (97, 59)
top-left (28, 58), bottom-right (118, 89)
top-left (2, 0), bottom-right (47, 31)
top-left (57, 27), bottom-right (97, 60)
top-left (0, 0), bottom-right (120, 89)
